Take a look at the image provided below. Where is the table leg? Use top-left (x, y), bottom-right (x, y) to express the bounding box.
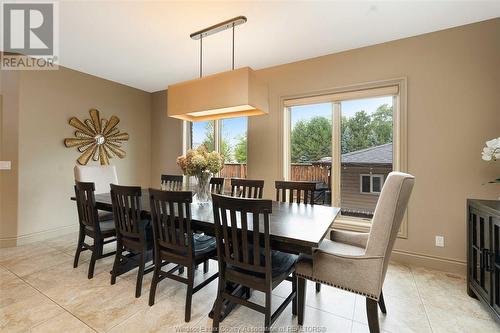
top-left (208, 283), bottom-right (249, 321)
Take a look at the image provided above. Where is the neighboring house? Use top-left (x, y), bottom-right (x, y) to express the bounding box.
top-left (314, 143), bottom-right (393, 217)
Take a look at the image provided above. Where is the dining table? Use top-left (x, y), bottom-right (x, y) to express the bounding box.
top-left (71, 188), bottom-right (340, 320)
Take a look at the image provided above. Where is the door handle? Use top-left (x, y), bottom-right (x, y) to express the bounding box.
top-left (483, 249), bottom-right (494, 272)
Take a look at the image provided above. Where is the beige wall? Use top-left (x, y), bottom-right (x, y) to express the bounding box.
top-left (0, 70), bottom-right (20, 244)
top-left (0, 66), bottom-right (152, 245)
top-left (151, 19), bottom-right (500, 272)
top-left (247, 18), bottom-right (500, 270)
top-left (150, 90), bottom-right (183, 185)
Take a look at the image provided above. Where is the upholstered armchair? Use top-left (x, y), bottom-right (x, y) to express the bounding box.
top-left (74, 165), bottom-right (118, 194)
top-left (296, 172), bottom-right (415, 333)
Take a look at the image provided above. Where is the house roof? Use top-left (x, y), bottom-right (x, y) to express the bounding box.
top-left (315, 143), bottom-right (393, 165)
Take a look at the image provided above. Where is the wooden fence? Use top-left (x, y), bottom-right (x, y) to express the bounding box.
top-left (220, 163), bottom-right (330, 186)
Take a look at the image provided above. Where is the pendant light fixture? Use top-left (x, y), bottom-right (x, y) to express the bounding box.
top-left (167, 16), bottom-right (269, 122)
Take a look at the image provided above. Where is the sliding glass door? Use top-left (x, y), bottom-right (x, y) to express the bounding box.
top-left (284, 86), bottom-right (399, 223)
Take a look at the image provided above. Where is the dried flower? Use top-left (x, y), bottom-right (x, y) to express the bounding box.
top-left (482, 137), bottom-right (500, 161)
top-left (177, 145), bottom-right (224, 176)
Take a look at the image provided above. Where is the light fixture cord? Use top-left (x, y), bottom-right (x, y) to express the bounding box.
top-left (200, 35), bottom-right (203, 78)
top-left (232, 24), bottom-right (235, 70)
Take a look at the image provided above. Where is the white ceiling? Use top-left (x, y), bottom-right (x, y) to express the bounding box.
top-left (55, 1), bottom-right (500, 92)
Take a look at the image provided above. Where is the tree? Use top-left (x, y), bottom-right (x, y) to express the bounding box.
top-left (291, 116), bottom-right (332, 163)
top-left (369, 104), bottom-right (393, 145)
top-left (234, 134), bottom-right (247, 164)
top-left (200, 121), bottom-right (232, 160)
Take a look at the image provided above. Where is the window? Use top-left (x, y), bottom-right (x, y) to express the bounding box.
top-left (283, 80), bottom-right (407, 233)
top-left (185, 117), bottom-right (248, 190)
top-left (360, 174), bottom-right (384, 194)
top-left (190, 121), bottom-right (215, 151)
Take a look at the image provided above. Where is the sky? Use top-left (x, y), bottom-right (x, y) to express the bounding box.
top-left (290, 95), bottom-right (393, 127)
top-left (191, 95), bottom-right (393, 150)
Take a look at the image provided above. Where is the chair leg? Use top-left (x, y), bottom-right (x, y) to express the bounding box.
top-left (179, 266), bottom-right (185, 275)
top-left (297, 277), bottom-right (307, 326)
top-left (366, 298), bottom-right (380, 333)
top-left (73, 228), bottom-right (84, 268)
top-left (203, 260), bottom-right (209, 274)
top-left (292, 272), bottom-right (298, 316)
top-left (378, 291), bottom-right (387, 314)
top-left (264, 289), bottom-right (271, 333)
top-left (135, 253), bottom-right (145, 298)
top-left (149, 263), bottom-right (161, 306)
top-left (315, 282), bottom-right (321, 293)
top-left (185, 266), bottom-right (194, 322)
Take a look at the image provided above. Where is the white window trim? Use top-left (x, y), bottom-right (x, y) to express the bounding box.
top-left (279, 78), bottom-right (408, 238)
top-left (360, 174), bottom-right (384, 194)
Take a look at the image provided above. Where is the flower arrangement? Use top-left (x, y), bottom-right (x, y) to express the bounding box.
top-left (177, 145), bottom-right (224, 176)
top-left (177, 145), bottom-right (224, 203)
top-left (482, 137), bottom-right (500, 161)
top-left (481, 137), bottom-right (500, 184)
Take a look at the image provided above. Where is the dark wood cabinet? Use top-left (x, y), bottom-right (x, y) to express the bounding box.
top-left (468, 199), bottom-right (500, 322)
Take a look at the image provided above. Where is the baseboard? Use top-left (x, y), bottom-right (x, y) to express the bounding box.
top-left (391, 249), bottom-right (466, 276)
top-left (0, 224), bottom-right (78, 248)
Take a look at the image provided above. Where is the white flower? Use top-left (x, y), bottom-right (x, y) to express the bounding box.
top-left (486, 137), bottom-right (500, 149)
top-left (482, 137), bottom-right (500, 162)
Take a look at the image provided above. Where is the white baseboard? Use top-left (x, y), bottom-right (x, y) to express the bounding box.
top-left (391, 249), bottom-right (466, 276)
top-left (0, 224), bottom-right (79, 248)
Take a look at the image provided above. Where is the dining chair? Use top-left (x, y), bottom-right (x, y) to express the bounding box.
top-left (295, 172), bottom-right (415, 333)
top-left (275, 180), bottom-right (322, 292)
top-left (211, 194), bottom-right (297, 333)
top-left (230, 178), bottom-right (264, 198)
top-left (74, 165), bottom-right (118, 194)
top-left (209, 177), bottom-right (224, 194)
top-left (275, 180), bottom-right (316, 205)
top-left (110, 184), bottom-right (153, 298)
top-left (161, 174), bottom-right (183, 190)
top-left (148, 189), bottom-right (218, 322)
top-left (73, 181), bottom-right (117, 279)
top-left (74, 165), bottom-right (118, 221)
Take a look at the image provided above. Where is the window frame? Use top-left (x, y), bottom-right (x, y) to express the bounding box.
top-left (359, 174), bottom-right (384, 194)
top-left (280, 78), bottom-right (408, 238)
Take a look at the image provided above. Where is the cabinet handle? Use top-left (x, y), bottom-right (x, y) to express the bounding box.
top-left (483, 249), bottom-right (494, 272)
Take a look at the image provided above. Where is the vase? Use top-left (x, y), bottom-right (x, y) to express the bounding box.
top-left (194, 172), bottom-right (211, 205)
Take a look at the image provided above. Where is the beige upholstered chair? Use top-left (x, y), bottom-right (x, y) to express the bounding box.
top-left (296, 172), bottom-right (415, 333)
top-left (74, 165), bottom-right (118, 194)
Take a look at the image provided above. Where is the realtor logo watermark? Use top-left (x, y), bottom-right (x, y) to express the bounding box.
top-left (1, 1), bottom-right (59, 69)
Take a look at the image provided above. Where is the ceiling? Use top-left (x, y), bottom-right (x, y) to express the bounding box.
top-left (55, 1), bottom-right (500, 92)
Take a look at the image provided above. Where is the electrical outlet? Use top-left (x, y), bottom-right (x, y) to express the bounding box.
top-left (435, 236), bottom-right (445, 247)
top-left (0, 161), bottom-right (11, 170)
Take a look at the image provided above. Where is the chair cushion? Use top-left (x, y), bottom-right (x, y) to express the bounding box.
top-left (98, 211), bottom-right (114, 222)
top-left (318, 239), bottom-right (366, 257)
top-left (193, 233), bottom-right (216, 256)
top-left (295, 239), bottom-right (365, 278)
top-left (229, 246), bottom-right (297, 278)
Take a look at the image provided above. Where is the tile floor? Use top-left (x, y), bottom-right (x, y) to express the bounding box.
top-left (0, 232), bottom-right (498, 333)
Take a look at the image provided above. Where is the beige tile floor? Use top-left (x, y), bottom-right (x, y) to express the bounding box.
top-left (1, 232), bottom-right (499, 333)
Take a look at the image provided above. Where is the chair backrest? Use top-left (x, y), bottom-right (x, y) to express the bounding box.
top-left (110, 184), bottom-right (144, 245)
top-left (210, 177), bottom-right (224, 194)
top-left (161, 174), bottom-right (183, 190)
top-left (74, 165), bottom-right (118, 194)
top-left (74, 181), bottom-right (100, 232)
top-left (365, 172), bottom-right (415, 280)
top-left (230, 178), bottom-right (264, 199)
top-left (149, 189), bottom-right (194, 258)
top-left (212, 194), bottom-right (273, 279)
top-left (275, 180), bottom-right (316, 204)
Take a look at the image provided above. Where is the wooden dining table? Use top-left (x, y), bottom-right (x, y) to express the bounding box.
top-left (72, 189), bottom-right (340, 319)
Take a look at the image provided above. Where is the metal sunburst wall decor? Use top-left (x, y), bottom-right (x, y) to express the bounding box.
top-left (64, 109), bottom-right (129, 165)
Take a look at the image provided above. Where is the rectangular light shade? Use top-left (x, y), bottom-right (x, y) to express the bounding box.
top-left (167, 67), bottom-right (268, 122)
